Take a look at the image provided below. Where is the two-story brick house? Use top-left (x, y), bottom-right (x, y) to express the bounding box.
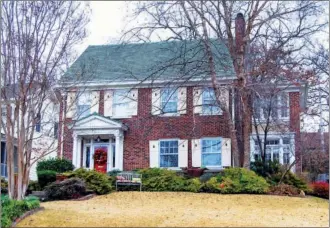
top-left (56, 36), bottom-right (302, 173)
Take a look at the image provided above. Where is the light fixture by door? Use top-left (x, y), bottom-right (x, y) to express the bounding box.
top-left (96, 135), bottom-right (101, 142)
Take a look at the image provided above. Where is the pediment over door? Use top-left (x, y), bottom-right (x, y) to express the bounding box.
top-left (72, 113), bottom-right (127, 130)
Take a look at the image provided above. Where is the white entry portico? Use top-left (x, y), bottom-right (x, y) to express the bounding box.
top-left (71, 113), bottom-right (127, 171)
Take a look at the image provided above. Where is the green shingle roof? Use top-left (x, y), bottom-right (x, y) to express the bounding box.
top-left (61, 39), bottom-right (235, 83)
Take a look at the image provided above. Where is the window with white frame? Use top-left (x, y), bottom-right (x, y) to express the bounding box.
top-left (201, 138), bottom-right (222, 167)
top-left (113, 89), bottom-right (131, 117)
top-left (253, 92), bottom-right (289, 120)
top-left (159, 140), bottom-right (178, 168)
top-left (1, 106), bottom-right (6, 117)
top-left (77, 92), bottom-right (92, 118)
top-left (161, 88), bottom-right (178, 114)
top-left (253, 136), bottom-right (293, 164)
top-left (202, 88), bottom-right (221, 115)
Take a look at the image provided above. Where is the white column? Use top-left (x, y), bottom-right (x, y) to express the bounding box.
top-left (115, 134), bottom-right (120, 170)
top-left (279, 138), bottom-right (284, 164)
top-left (76, 137), bottom-right (82, 168)
top-left (115, 132), bottom-right (124, 171)
top-left (72, 133), bottom-right (78, 168)
top-left (107, 137), bottom-right (112, 172)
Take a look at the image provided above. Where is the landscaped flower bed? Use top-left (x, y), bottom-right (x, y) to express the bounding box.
top-left (309, 182), bottom-right (329, 199)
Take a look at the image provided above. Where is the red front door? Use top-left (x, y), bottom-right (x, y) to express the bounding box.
top-left (93, 146), bottom-right (108, 173)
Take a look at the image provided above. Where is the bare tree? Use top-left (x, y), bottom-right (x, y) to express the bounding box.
top-left (1, 1), bottom-right (90, 200)
top-left (121, 1), bottom-right (328, 168)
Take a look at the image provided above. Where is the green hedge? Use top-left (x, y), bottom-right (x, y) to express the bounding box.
top-left (37, 158), bottom-right (74, 173)
top-left (136, 168), bottom-right (202, 192)
top-left (66, 168), bottom-right (112, 195)
top-left (37, 170), bottom-right (57, 189)
top-left (1, 195), bottom-right (40, 227)
top-left (204, 168), bottom-right (269, 194)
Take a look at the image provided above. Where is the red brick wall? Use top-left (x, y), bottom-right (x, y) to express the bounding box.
top-left (289, 92), bottom-right (301, 172)
top-left (59, 86), bottom-right (231, 170)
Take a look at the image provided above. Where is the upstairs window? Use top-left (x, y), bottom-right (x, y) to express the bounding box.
top-left (113, 89), bottom-right (131, 117)
top-left (77, 92), bottom-right (92, 118)
top-left (161, 88), bottom-right (178, 114)
top-left (253, 92), bottom-right (289, 120)
top-left (202, 88), bottom-right (221, 115)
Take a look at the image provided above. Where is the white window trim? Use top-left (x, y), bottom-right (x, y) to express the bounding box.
top-left (201, 88), bottom-right (222, 116)
top-left (201, 137), bottom-right (222, 168)
top-left (76, 92), bottom-right (92, 119)
top-left (159, 138), bottom-right (180, 169)
top-left (160, 88), bottom-right (179, 115)
top-left (112, 89), bottom-right (132, 118)
top-left (253, 93), bottom-right (290, 122)
top-left (250, 133), bottom-right (295, 170)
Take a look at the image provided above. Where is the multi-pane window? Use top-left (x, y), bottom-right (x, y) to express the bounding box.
top-left (202, 138), bottom-right (221, 167)
top-left (253, 93), bottom-right (289, 120)
top-left (113, 89), bottom-right (131, 117)
top-left (161, 88), bottom-right (178, 113)
top-left (77, 92), bottom-right (92, 118)
top-left (202, 88), bottom-right (221, 115)
top-left (160, 140), bottom-right (178, 167)
top-left (252, 137), bottom-right (293, 165)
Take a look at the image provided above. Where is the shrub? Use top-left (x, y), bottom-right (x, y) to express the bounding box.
top-left (1, 177), bottom-right (8, 194)
top-left (107, 169), bottom-right (121, 177)
top-left (268, 183), bottom-right (300, 196)
top-left (215, 168), bottom-right (269, 194)
top-left (27, 181), bottom-right (42, 195)
top-left (37, 170), bottom-right (57, 189)
top-left (68, 168), bottom-right (112, 195)
top-left (137, 168), bottom-right (202, 192)
top-left (36, 158), bottom-right (74, 173)
top-left (1, 194), bottom-right (40, 227)
top-left (45, 178), bottom-right (86, 200)
top-left (270, 172), bottom-right (308, 192)
top-left (199, 173), bottom-right (215, 183)
top-left (310, 182), bottom-right (329, 199)
top-left (251, 159), bottom-right (281, 177)
top-left (204, 177), bottom-right (222, 193)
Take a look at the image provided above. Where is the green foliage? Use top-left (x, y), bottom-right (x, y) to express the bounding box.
top-left (199, 173), bottom-right (215, 183)
top-left (68, 168), bottom-right (112, 195)
top-left (107, 169), bottom-right (121, 177)
top-left (137, 168), bottom-right (202, 192)
top-left (204, 168), bottom-right (269, 194)
top-left (27, 181), bottom-right (42, 194)
top-left (45, 178), bottom-right (86, 200)
top-left (270, 172), bottom-right (308, 192)
top-left (36, 157), bottom-right (74, 173)
top-left (1, 194), bottom-right (40, 227)
top-left (250, 159), bottom-right (281, 177)
top-left (37, 170), bottom-right (57, 189)
top-left (1, 177), bottom-right (8, 194)
top-left (251, 159), bottom-right (308, 191)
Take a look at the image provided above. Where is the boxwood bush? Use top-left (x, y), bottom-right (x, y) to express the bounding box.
top-left (1, 195), bottom-right (40, 227)
top-left (37, 170), bottom-right (57, 189)
top-left (37, 158), bottom-right (74, 173)
top-left (67, 168), bottom-right (112, 195)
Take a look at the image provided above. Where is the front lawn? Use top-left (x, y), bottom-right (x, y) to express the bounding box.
top-left (17, 192), bottom-right (328, 227)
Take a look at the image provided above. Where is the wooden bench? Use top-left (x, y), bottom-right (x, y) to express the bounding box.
top-left (116, 172), bottom-right (142, 191)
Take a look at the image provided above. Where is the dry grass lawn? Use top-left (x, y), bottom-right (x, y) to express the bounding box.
top-left (17, 192), bottom-right (328, 227)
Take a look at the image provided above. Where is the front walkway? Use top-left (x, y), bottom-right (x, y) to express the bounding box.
top-left (17, 192), bottom-right (328, 227)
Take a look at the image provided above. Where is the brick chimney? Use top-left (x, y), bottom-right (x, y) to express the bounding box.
top-left (235, 13), bottom-right (245, 55)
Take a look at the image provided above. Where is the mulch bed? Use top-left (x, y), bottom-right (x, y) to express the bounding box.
top-left (11, 207), bottom-right (45, 227)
